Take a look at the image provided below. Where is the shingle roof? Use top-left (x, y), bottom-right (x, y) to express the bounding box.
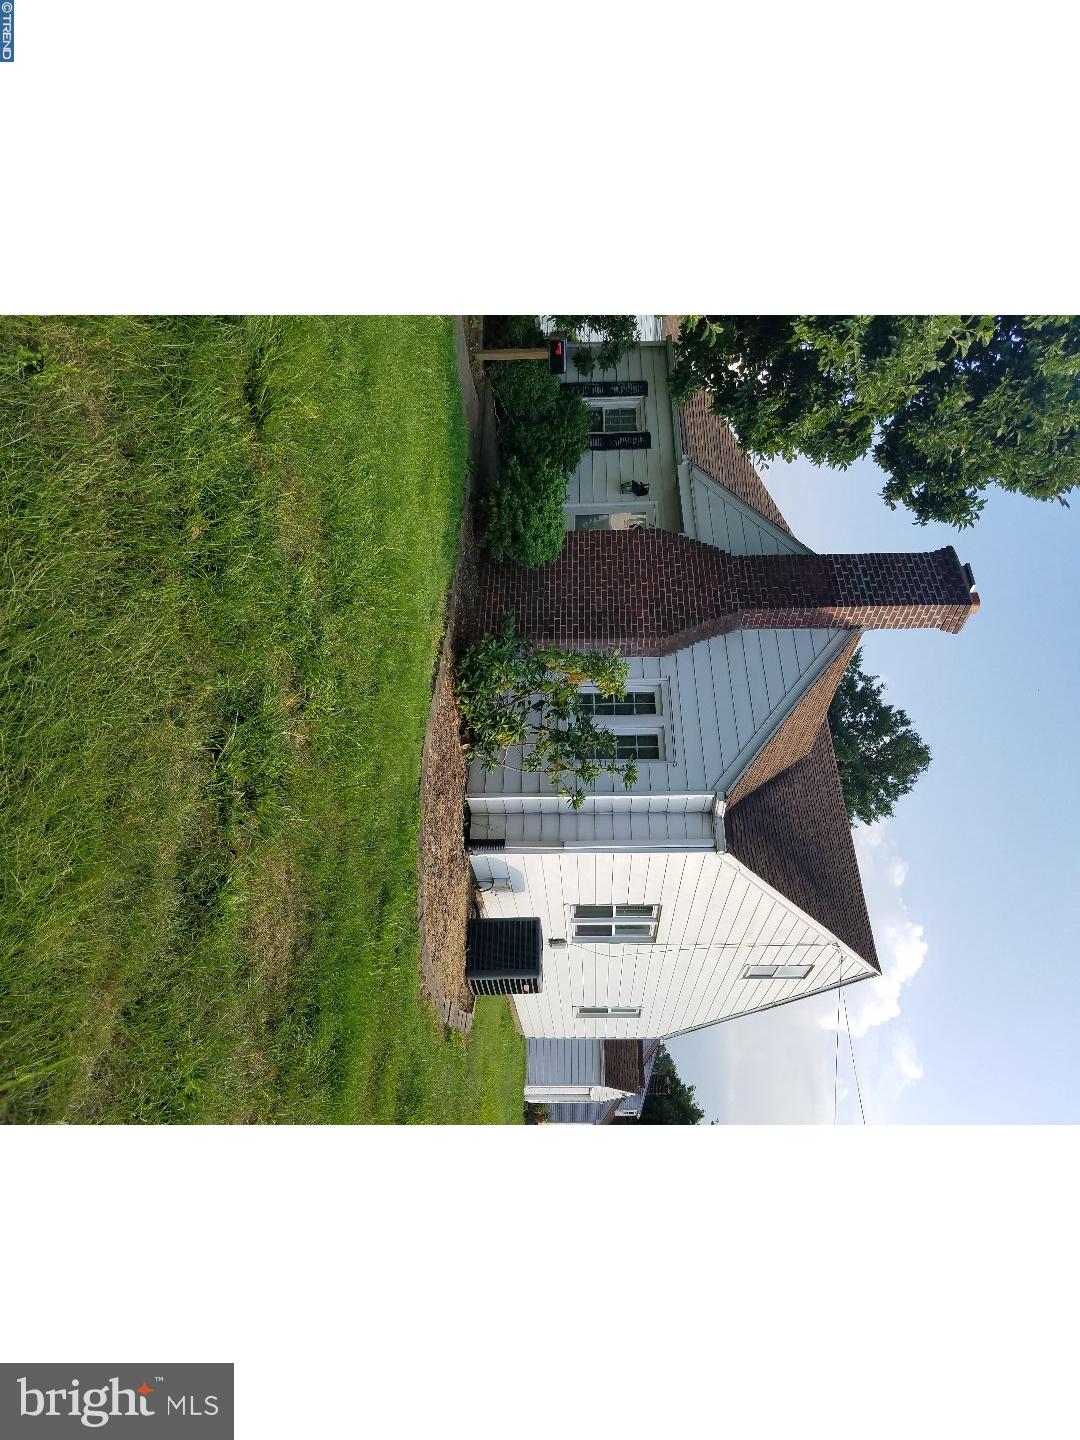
top-left (726, 631), bottom-right (863, 811)
top-left (678, 389), bottom-right (795, 535)
top-left (725, 724), bottom-right (880, 971)
top-left (601, 1038), bottom-right (646, 1095)
top-left (657, 319), bottom-right (878, 970)
top-left (662, 317), bottom-right (794, 535)
top-left (600, 1040), bottom-right (661, 1124)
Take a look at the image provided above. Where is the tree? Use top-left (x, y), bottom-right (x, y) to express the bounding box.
top-left (455, 618), bottom-right (639, 809)
top-left (669, 315), bottom-right (1080, 527)
top-left (638, 1045), bottom-right (705, 1125)
top-left (828, 653), bottom-right (932, 826)
top-left (548, 316), bottom-right (640, 377)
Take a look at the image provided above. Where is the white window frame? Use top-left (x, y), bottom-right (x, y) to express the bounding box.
top-left (572, 904), bottom-right (661, 943)
top-left (570, 504), bottom-right (656, 533)
top-left (586, 398), bottom-right (646, 435)
top-left (578, 681), bottom-right (669, 763)
top-left (576, 1006), bottom-right (643, 1019)
top-left (742, 963), bottom-right (815, 981)
top-left (577, 684), bottom-right (661, 719)
top-left (600, 731), bottom-right (666, 763)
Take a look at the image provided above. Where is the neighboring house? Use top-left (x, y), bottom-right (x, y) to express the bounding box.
top-left (538, 1039), bottom-right (661, 1124)
top-left (466, 326), bottom-right (981, 1060)
top-left (525, 1037), bottom-right (661, 1123)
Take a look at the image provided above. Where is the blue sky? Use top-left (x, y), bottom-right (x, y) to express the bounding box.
top-left (670, 456), bottom-right (1080, 1124)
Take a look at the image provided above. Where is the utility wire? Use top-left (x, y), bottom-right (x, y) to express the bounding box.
top-left (833, 978), bottom-right (842, 1125)
top-left (843, 985), bottom-right (867, 1125)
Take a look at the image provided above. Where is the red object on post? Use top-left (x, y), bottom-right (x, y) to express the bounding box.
top-left (548, 337), bottom-right (567, 375)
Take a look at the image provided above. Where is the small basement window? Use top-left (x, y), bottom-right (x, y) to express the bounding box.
top-left (576, 1006), bottom-right (642, 1019)
top-left (742, 963), bottom-right (814, 981)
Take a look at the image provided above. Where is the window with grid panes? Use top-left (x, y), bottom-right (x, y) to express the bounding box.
top-left (587, 403), bottom-right (640, 434)
top-left (572, 904), bottom-right (660, 942)
top-left (577, 690), bottom-right (658, 717)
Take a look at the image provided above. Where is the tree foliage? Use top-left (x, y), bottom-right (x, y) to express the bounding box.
top-left (669, 315), bottom-right (1080, 527)
top-left (548, 315), bottom-right (640, 376)
top-left (482, 316), bottom-right (591, 566)
top-left (638, 1044), bottom-right (704, 1125)
top-left (828, 653), bottom-right (932, 826)
top-left (456, 618), bottom-right (638, 809)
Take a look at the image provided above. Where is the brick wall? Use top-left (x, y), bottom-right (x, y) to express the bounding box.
top-left (469, 532), bottom-right (979, 654)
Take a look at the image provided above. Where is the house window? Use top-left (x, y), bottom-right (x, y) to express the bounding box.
top-left (574, 510), bottom-right (652, 532)
top-left (572, 904), bottom-right (660, 942)
top-left (576, 1006), bottom-right (642, 1019)
top-left (586, 730), bottom-right (662, 761)
top-left (609, 733), bottom-right (662, 761)
top-left (742, 963), bottom-right (814, 980)
top-left (587, 401), bottom-right (643, 434)
top-left (579, 683), bottom-right (667, 763)
top-left (578, 690), bottom-right (658, 717)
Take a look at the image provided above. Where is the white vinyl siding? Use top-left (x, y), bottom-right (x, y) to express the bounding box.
top-left (466, 629), bottom-right (852, 837)
top-left (680, 461), bottom-right (811, 558)
top-left (467, 793), bottom-right (716, 848)
top-left (469, 848), bottom-right (876, 1040)
top-left (526, 1038), bottom-right (603, 1088)
top-left (561, 344), bottom-right (680, 531)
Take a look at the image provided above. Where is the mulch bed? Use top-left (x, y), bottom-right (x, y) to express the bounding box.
top-left (416, 321), bottom-right (491, 1027)
top-left (417, 510), bottom-right (480, 1017)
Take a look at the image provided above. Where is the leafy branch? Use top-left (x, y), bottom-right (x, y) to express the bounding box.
top-left (455, 618), bottom-right (639, 808)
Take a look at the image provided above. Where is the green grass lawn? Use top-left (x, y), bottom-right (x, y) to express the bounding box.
top-left (0, 315), bottom-right (525, 1124)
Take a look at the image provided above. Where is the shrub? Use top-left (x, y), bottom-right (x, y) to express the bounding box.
top-left (480, 317), bottom-right (591, 567)
top-left (479, 455), bottom-right (567, 566)
top-left (548, 315), bottom-right (640, 376)
top-left (456, 617), bottom-right (637, 809)
top-left (490, 360), bottom-right (591, 478)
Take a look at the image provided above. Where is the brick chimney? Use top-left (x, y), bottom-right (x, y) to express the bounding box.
top-left (470, 532), bottom-right (980, 655)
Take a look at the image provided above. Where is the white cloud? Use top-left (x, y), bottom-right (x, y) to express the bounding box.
top-left (892, 1035), bottom-right (924, 1086)
top-left (670, 819), bottom-right (933, 1122)
top-left (827, 821), bottom-right (931, 1104)
top-left (823, 820), bottom-right (928, 1040)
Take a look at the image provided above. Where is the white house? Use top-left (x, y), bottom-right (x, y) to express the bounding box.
top-left (466, 324), bottom-right (981, 1084)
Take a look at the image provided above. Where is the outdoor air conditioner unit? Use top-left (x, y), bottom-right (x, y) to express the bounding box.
top-left (465, 918), bottom-right (544, 997)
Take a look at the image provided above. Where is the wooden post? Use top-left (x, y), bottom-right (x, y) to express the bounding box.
top-left (474, 347), bottom-right (551, 362)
